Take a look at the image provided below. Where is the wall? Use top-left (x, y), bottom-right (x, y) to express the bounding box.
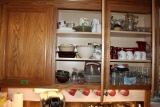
top-left (8, 88), bottom-right (144, 102)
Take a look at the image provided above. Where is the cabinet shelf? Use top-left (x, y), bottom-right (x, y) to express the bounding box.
top-left (110, 59), bottom-right (151, 63)
top-left (56, 58), bottom-right (101, 62)
top-left (111, 30), bottom-right (151, 38)
top-left (107, 85), bottom-right (151, 90)
top-left (57, 31), bottom-right (101, 38)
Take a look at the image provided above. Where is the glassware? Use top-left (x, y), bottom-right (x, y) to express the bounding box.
top-left (143, 67), bottom-right (151, 85)
top-left (124, 13), bottom-right (139, 31)
top-left (111, 70), bottom-right (118, 85)
top-left (146, 48), bottom-right (152, 60)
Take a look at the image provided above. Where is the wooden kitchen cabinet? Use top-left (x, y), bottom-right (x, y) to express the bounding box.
top-left (0, 0), bottom-right (159, 105)
top-left (0, 4), bottom-right (56, 87)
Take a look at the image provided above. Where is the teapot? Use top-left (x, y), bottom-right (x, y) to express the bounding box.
top-left (124, 13), bottom-right (139, 31)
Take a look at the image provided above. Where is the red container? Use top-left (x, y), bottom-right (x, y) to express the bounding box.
top-left (58, 51), bottom-right (76, 58)
top-left (136, 41), bottom-right (147, 51)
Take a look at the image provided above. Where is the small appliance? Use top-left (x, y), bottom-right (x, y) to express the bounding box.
top-left (41, 97), bottom-right (64, 107)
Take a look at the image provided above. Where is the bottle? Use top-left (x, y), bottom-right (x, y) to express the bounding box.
top-left (111, 68), bottom-right (118, 85)
top-left (118, 71), bottom-right (124, 85)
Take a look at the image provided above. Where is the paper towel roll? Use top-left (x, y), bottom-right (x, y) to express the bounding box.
top-left (12, 92), bottom-right (23, 107)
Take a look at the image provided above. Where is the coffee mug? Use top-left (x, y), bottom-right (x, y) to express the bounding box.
top-left (141, 51), bottom-right (146, 60)
top-left (58, 20), bottom-right (66, 28)
top-left (134, 51), bottom-right (142, 60)
top-left (126, 51), bottom-right (134, 60)
top-left (118, 50), bottom-right (126, 60)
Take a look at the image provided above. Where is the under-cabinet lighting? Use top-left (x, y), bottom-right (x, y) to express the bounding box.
top-left (34, 88), bottom-right (59, 93)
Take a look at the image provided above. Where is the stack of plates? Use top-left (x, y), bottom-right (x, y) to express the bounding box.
top-left (57, 27), bottom-right (75, 32)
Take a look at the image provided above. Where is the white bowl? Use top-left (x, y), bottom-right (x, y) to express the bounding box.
top-left (76, 45), bottom-right (94, 58)
top-left (58, 44), bottom-right (75, 52)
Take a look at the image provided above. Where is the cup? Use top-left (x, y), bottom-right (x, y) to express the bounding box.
top-left (134, 51), bottom-right (142, 60)
top-left (57, 20), bottom-right (66, 28)
top-left (118, 50), bottom-right (126, 60)
top-left (126, 51), bottom-right (134, 60)
top-left (141, 51), bottom-right (146, 60)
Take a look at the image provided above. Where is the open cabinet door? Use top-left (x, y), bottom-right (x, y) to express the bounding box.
top-left (151, 0), bottom-right (159, 98)
top-left (0, 5), bottom-right (3, 84)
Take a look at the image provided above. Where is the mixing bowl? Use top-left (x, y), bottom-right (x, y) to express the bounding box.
top-left (76, 45), bottom-right (94, 58)
top-left (56, 70), bottom-right (70, 83)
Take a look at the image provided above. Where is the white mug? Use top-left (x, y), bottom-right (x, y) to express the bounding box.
top-left (141, 51), bottom-right (146, 60)
top-left (126, 51), bottom-right (134, 60)
top-left (118, 50), bottom-right (126, 60)
top-left (134, 51), bottom-right (142, 60)
top-left (58, 20), bottom-right (66, 28)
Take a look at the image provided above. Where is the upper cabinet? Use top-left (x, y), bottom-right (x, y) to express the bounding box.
top-left (0, 4), bottom-right (56, 87)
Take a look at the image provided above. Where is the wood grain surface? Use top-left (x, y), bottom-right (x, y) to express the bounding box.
top-left (1, 5), bottom-right (55, 87)
top-left (0, 0), bottom-right (155, 12)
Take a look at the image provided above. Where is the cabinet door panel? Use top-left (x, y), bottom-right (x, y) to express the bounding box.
top-left (0, 5), bottom-right (3, 84)
top-left (1, 5), bottom-right (55, 87)
top-left (151, 0), bottom-right (159, 97)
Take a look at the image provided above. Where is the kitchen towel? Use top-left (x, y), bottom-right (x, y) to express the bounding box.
top-left (12, 92), bottom-right (23, 107)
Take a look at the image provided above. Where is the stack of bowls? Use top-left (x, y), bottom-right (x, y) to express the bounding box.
top-left (56, 70), bottom-right (70, 83)
top-left (58, 44), bottom-right (76, 58)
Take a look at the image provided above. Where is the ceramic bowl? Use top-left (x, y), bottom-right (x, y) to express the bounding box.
top-left (56, 75), bottom-right (70, 83)
top-left (76, 45), bottom-right (94, 58)
top-left (56, 70), bottom-right (70, 77)
top-left (58, 44), bottom-right (75, 52)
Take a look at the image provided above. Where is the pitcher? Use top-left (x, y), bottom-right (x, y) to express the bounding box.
top-left (124, 13), bottom-right (139, 31)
